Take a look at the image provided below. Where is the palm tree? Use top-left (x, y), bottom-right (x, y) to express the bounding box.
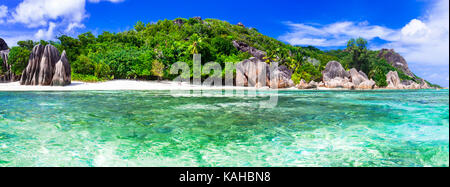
top-left (188, 35), bottom-right (203, 55)
top-left (263, 49), bottom-right (279, 63)
top-left (289, 49), bottom-right (306, 72)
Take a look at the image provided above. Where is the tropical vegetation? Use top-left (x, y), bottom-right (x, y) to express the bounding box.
top-left (1, 17), bottom-right (438, 87)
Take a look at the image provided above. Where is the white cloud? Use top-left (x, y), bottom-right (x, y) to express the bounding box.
top-left (1, 0), bottom-right (125, 45)
top-left (280, 0), bottom-right (449, 86)
top-left (279, 21), bottom-right (395, 47)
top-left (35, 22), bottom-right (57, 40)
top-left (0, 5), bottom-right (7, 18)
top-left (8, 0), bottom-right (86, 28)
top-left (0, 5), bottom-right (7, 24)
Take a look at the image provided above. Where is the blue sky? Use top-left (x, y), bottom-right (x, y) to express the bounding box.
top-left (0, 0), bottom-right (448, 86)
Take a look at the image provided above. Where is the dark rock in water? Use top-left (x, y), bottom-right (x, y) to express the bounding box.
top-left (322, 61), bottom-right (350, 82)
top-left (236, 57), bottom-right (294, 88)
top-left (232, 41), bottom-right (266, 61)
top-left (0, 38), bottom-right (9, 51)
top-left (51, 51), bottom-right (71, 86)
top-left (378, 49), bottom-right (415, 78)
top-left (20, 44), bottom-right (70, 86)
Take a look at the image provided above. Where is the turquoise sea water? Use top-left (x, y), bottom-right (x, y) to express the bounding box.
top-left (0, 89), bottom-right (448, 167)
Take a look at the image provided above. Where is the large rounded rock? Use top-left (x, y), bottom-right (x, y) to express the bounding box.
top-left (378, 49), bottom-right (414, 78)
top-left (325, 77), bottom-right (351, 88)
top-left (51, 51), bottom-right (71, 86)
top-left (349, 68), bottom-right (367, 86)
top-left (322, 61), bottom-right (349, 82)
top-left (358, 79), bottom-right (376, 89)
top-left (236, 57), bottom-right (269, 87)
top-left (270, 65), bottom-right (294, 88)
top-left (236, 57), bottom-right (294, 89)
top-left (386, 71), bottom-right (405, 89)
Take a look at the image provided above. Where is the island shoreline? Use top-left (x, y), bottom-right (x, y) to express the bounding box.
top-left (0, 80), bottom-right (443, 92)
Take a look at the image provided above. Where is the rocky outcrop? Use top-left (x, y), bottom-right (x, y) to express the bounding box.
top-left (173, 19), bottom-right (185, 26)
top-left (271, 65), bottom-right (295, 88)
top-left (0, 38), bottom-right (13, 83)
top-left (321, 61), bottom-right (376, 89)
top-left (324, 77), bottom-right (350, 89)
top-left (233, 41), bottom-right (293, 88)
top-left (296, 80), bottom-right (319, 89)
top-left (420, 79), bottom-right (431, 89)
top-left (349, 68), bottom-right (376, 89)
top-left (322, 61), bottom-right (354, 89)
top-left (236, 57), bottom-right (270, 88)
top-left (322, 61), bottom-right (349, 82)
top-left (237, 22), bottom-right (245, 27)
top-left (20, 44), bottom-right (71, 86)
top-left (378, 49), bottom-right (414, 78)
top-left (0, 38), bottom-right (9, 51)
top-left (0, 50), bottom-right (13, 83)
top-left (349, 68), bottom-right (366, 86)
top-left (51, 51), bottom-right (71, 86)
top-left (232, 41), bottom-right (266, 61)
top-left (386, 71), bottom-right (433, 89)
top-left (386, 71), bottom-right (405, 89)
top-left (296, 79), bottom-right (309, 89)
top-left (236, 57), bottom-right (294, 89)
top-left (359, 79), bottom-right (376, 89)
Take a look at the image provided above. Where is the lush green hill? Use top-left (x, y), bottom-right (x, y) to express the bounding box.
top-left (4, 17), bottom-right (439, 87)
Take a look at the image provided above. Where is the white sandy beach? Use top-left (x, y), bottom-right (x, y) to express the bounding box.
top-left (0, 80), bottom-right (305, 91)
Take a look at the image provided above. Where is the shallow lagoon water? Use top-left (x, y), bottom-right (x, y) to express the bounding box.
top-left (0, 89), bottom-right (448, 167)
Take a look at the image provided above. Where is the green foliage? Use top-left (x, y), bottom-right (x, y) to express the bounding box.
top-left (0, 56), bottom-right (5, 75)
top-left (17, 40), bottom-right (36, 51)
top-left (30, 17), bottom-right (432, 86)
top-left (72, 73), bottom-right (104, 82)
top-left (346, 37), bottom-right (370, 74)
top-left (8, 46), bottom-right (30, 75)
top-left (292, 62), bottom-right (322, 84)
top-left (56, 17), bottom-right (287, 81)
top-left (151, 60), bottom-right (164, 80)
